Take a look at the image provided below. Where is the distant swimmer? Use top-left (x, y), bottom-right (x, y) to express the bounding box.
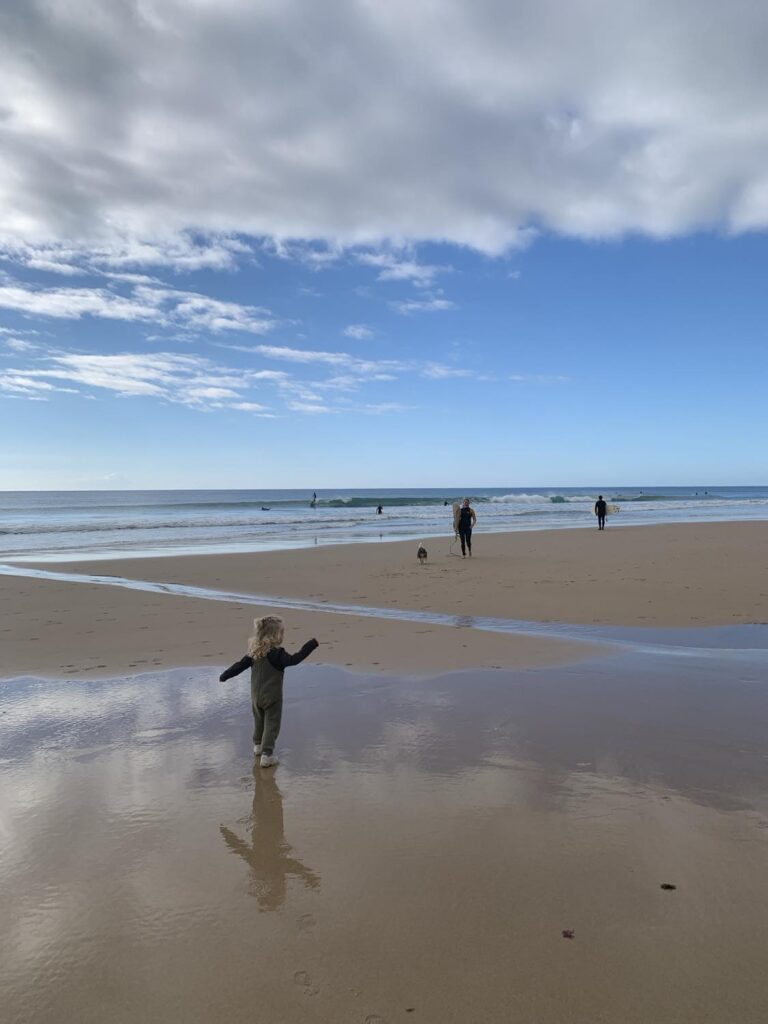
top-left (261, 506), bottom-right (270, 511)
top-left (310, 491), bottom-right (317, 508)
top-left (595, 495), bottom-right (607, 531)
top-left (376, 505), bottom-right (383, 514)
top-left (457, 498), bottom-right (476, 557)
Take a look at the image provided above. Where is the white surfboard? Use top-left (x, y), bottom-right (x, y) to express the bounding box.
top-left (594, 504), bottom-right (620, 515)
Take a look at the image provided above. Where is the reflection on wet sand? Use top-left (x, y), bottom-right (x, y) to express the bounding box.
top-left (220, 768), bottom-right (320, 911)
top-left (3, 650), bottom-right (768, 1022)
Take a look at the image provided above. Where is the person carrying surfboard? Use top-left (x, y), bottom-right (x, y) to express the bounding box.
top-left (595, 495), bottom-right (607, 530)
top-left (457, 498), bottom-right (477, 556)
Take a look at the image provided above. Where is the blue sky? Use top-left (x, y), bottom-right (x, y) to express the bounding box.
top-left (1, 2), bottom-right (767, 488)
top-left (2, 233), bottom-right (766, 488)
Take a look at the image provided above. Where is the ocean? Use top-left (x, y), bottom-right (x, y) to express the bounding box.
top-left (0, 486), bottom-right (766, 562)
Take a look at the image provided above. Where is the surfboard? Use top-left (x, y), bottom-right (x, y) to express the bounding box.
top-left (452, 501), bottom-right (460, 535)
top-left (594, 504), bottom-right (620, 515)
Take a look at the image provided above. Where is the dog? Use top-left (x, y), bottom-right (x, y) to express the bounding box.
top-left (417, 543), bottom-right (428, 565)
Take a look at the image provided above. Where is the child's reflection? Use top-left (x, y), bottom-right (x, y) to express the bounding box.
top-left (220, 767), bottom-right (320, 911)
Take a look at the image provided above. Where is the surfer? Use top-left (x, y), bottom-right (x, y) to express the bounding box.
top-left (595, 495), bottom-right (607, 530)
top-left (310, 491), bottom-right (317, 509)
top-left (376, 505), bottom-right (383, 514)
top-left (457, 498), bottom-right (476, 557)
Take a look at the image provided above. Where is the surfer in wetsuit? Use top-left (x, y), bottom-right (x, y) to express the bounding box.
top-left (376, 505), bottom-right (383, 514)
top-left (595, 495), bottom-right (607, 531)
top-left (458, 498), bottom-right (476, 557)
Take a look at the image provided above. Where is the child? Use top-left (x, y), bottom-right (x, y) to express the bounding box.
top-left (219, 615), bottom-right (319, 768)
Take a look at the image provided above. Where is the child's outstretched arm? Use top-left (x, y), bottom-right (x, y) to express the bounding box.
top-left (266, 638), bottom-right (319, 671)
top-left (219, 655), bottom-right (253, 682)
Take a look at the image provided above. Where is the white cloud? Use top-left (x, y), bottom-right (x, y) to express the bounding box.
top-left (0, 374), bottom-right (66, 397)
top-left (357, 254), bottom-right (450, 287)
top-left (23, 257), bottom-right (81, 275)
top-left (226, 401), bottom-right (271, 413)
top-left (2, 337), bottom-right (38, 352)
top-left (509, 373), bottom-right (570, 384)
top-left (362, 402), bottom-right (409, 414)
top-left (248, 344), bottom-right (405, 377)
top-left (1, 350), bottom-right (280, 412)
top-left (0, 280), bottom-right (278, 334)
top-left (185, 386), bottom-right (238, 400)
top-left (0, 1), bottom-right (767, 259)
top-left (287, 401), bottom-right (333, 414)
top-left (3, 237), bottom-right (252, 275)
top-left (343, 323), bottom-right (374, 340)
top-left (392, 296), bottom-right (457, 315)
top-left (422, 362), bottom-right (477, 379)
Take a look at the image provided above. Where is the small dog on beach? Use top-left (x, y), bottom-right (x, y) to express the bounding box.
top-left (417, 543), bottom-right (428, 565)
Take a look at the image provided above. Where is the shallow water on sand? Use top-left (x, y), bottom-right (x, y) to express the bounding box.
top-left (3, 649), bottom-right (768, 1023)
top-left (4, 561), bottom-right (768, 658)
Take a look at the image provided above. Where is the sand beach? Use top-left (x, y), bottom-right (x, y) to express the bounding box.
top-left (3, 521), bottom-right (768, 1022)
top-left (3, 520), bottom-right (768, 679)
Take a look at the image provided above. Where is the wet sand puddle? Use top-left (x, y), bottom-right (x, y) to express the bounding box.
top-left (3, 566), bottom-right (768, 1021)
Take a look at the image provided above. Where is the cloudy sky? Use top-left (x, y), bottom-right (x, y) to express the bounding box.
top-left (1, 0), bottom-right (767, 488)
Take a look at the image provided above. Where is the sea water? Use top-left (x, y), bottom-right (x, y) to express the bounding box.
top-left (1, 486), bottom-right (767, 561)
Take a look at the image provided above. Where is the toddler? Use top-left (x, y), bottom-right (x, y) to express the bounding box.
top-left (220, 615), bottom-right (319, 768)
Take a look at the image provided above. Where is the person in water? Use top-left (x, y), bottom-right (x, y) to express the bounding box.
top-left (594, 495), bottom-right (607, 530)
top-left (376, 504), bottom-right (383, 514)
top-left (219, 615), bottom-right (319, 768)
top-left (457, 498), bottom-right (477, 557)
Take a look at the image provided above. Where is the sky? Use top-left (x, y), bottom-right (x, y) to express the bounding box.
top-left (1, 0), bottom-right (767, 489)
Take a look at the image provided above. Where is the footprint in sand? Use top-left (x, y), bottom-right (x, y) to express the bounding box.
top-left (299, 913), bottom-right (316, 933)
top-left (293, 970), bottom-right (318, 995)
top-left (364, 1016), bottom-right (389, 1023)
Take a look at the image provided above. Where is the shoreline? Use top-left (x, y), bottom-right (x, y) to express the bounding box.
top-left (7, 510), bottom-right (768, 565)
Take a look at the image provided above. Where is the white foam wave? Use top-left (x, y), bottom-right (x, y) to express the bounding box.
top-left (489, 493), bottom-right (596, 504)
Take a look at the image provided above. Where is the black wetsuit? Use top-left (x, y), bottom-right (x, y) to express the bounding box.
top-left (595, 499), bottom-right (607, 530)
top-left (458, 506), bottom-right (474, 555)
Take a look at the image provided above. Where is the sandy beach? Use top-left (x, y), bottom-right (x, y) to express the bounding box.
top-left (3, 521), bottom-right (768, 678)
top-left (4, 521), bottom-right (768, 1022)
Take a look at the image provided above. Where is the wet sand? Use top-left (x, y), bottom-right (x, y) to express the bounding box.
top-left (0, 570), bottom-right (601, 679)
top-left (3, 520), bottom-right (768, 678)
top-left (3, 650), bottom-right (768, 1023)
top-left (44, 519), bottom-right (768, 627)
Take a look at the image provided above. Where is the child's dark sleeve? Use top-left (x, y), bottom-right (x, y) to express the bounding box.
top-left (219, 655), bottom-right (253, 682)
top-left (267, 639), bottom-right (319, 671)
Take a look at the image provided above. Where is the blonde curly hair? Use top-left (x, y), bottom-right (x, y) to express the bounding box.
top-left (247, 615), bottom-right (285, 658)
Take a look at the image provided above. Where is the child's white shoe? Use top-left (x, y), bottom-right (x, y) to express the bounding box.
top-left (253, 744), bottom-right (262, 756)
top-left (260, 753), bottom-right (279, 768)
